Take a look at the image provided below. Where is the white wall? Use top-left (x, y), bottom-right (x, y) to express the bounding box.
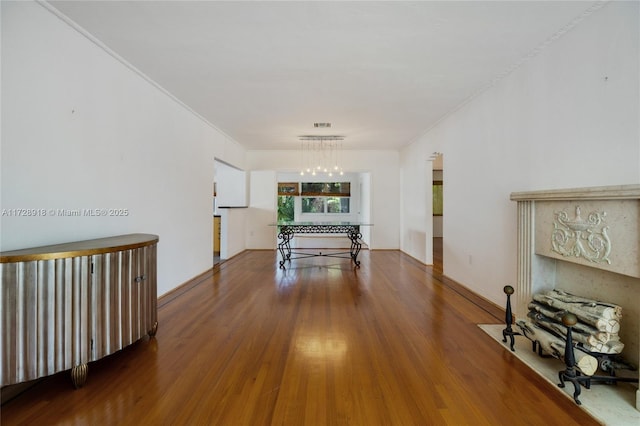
top-left (246, 150), bottom-right (400, 250)
top-left (400, 1), bottom-right (639, 306)
top-left (0, 2), bottom-right (246, 296)
top-left (218, 208), bottom-right (247, 260)
top-left (247, 170), bottom-right (277, 249)
top-left (359, 173), bottom-right (372, 245)
top-left (400, 143), bottom-right (432, 263)
top-left (215, 160), bottom-right (248, 208)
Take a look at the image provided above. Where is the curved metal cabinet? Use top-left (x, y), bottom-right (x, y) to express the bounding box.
top-left (0, 234), bottom-right (158, 388)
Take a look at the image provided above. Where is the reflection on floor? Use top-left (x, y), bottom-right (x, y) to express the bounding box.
top-left (433, 237), bottom-right (443, 274)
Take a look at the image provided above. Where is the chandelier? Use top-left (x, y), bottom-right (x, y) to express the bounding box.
top-left (298, 135), bottom-right (344, 177)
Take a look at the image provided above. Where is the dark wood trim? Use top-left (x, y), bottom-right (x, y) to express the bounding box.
top-left (277, 182), bottom-right (300, 196)
top-left (158, 268), bottom-right (214, 309)
top-left (439, 274), bottom-right (505, 322)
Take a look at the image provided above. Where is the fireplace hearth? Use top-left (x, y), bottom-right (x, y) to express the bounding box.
top-left (501, 285), bottom-right (638, 406)
top-left (510, 184), bottom-right (640, 412)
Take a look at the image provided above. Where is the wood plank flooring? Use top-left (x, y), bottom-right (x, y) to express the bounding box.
top-left (1, 246), bottom-right (599, 425)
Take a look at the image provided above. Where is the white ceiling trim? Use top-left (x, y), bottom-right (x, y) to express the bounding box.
top-left (41, 0), bottom-right (608, 152)
top-left (410, 0), bottom-right (611, 146)
top-left (37, 0), bottom-right (241, 147)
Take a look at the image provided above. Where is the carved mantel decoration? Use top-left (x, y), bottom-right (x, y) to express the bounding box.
top-left (552, 206), bottom-right (611, 264)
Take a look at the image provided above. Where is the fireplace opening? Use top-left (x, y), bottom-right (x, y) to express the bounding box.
top-left (508, 184), bottom-right (640, 417)
top-left (506, 288), bottom-right (638, 405)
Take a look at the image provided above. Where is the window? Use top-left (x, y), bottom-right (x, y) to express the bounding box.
top-left (327, 197), bottom-right (349, 213)
top-left (301, 196), bottom-right (350, 214)
top-left (278, 182), bottom-right (299, 196)
top-left (278, 181), bottom-right (352, 218)
top-left (301, 197), bottom-right (325, 213)
top-left (301, 182), bottom-right (350, 214)
top-left (277, 195), bottom-right (295, 221)
top-left (301, 182), bottom-right (350, 196)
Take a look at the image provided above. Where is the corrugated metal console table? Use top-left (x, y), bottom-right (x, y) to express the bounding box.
top-left (0, 233), bottom-right (159, 388)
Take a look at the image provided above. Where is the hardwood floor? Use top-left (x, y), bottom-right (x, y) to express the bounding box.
top-left (1, 247), bottom-right (599, 425)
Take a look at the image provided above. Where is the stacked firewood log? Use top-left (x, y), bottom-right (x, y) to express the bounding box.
top-left (515, 289), bottom-right (624, 376)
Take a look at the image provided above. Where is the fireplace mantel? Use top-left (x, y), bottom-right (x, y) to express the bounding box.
top-left (510, 184), bottom-right (640, 411)
top-left (511, 184), bottom-right (640, 201)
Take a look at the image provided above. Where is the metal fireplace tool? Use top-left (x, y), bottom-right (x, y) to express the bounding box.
top-left (501, 285), bottom-right (638, 405)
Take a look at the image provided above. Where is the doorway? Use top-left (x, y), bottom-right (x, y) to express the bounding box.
top-left (213, 169), bottom-right (220, 266)
top-left (432, 154), bottom-right (443, 273)
top-left (212, 159), bottom-right (248, 266)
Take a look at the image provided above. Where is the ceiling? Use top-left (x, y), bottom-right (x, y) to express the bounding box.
top-left (47, 1), bottom-right (602, 151)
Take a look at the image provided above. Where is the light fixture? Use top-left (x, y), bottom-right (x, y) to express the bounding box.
top-left (299, 135), bottom-right (344, 177)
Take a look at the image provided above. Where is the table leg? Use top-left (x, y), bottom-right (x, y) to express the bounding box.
top-left (348, 230), bottom-right (363, 267)
top-left (277, 230), bottom-right (293, 268)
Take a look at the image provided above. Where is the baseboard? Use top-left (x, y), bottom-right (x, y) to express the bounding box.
top-left (158, 268), bottom-right (214, 308)
top-left (440, 274), bottom-right (505, 322)
top-left (394, 249), bottom-right (505, 322)
top-left (1, 380), bottom-right (42, 406)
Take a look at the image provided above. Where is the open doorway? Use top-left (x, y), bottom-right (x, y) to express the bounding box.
top-left (432, 154), bottom-right (443, 274)
top-left (213, 159), bottom-right (248, 266)
top-left (213, 163), bottom-right (220, 266)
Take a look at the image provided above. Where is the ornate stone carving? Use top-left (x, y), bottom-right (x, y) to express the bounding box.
top-left (551, 206), bottom-right (611, 264)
